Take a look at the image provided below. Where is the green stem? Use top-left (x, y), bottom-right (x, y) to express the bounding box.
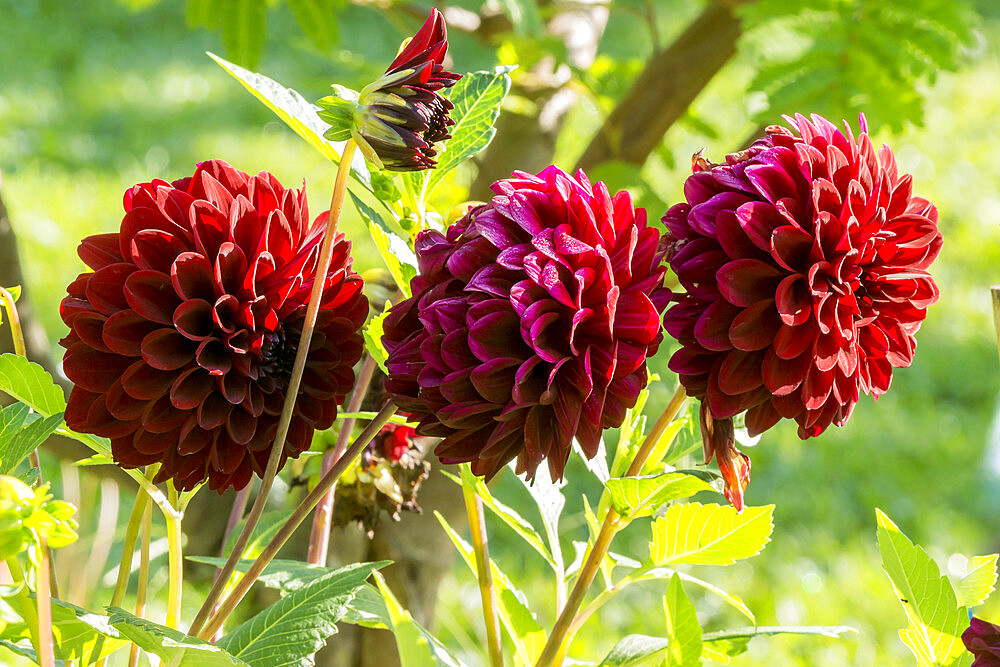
top-left (461, 464), bottom-right (504, 667)
top-left (91, 489), bottom-right (150, 666)
top-left (196, 401), bottom-right (396, 640)
top-left (535, 386), bottom-right (687, 667)
top-left (188, 138), bottom-right (359, 637)
top-left (164, 483), bottom-right (183, 629)
top-left (128, 499), bottom-right (152, 667)
top-left (307, 354), bottom-right (377, 565)
top-left (0, 286), bottom-right (26, 357)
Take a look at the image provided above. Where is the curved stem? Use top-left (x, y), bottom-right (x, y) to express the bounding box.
top-left (535, 386), bottom-right (687, 667)
top-left (307, 354), bottom-right (377, 565)
top-left (462, 464), bottom-right (504, 667)
top-left (35, 538), bottom-right (55, 667)
top-left (188, 139), bottom-right (359, 636)
top-left (196, 401), bottom-right (396, 640)
top-left (6, 556), bottom-right (41, 660)
top-left (0, 286), bottom-right (26, 357)
top-left (128, 498), bottom-right (152, 667)
top-left (164, 482), bottom-right (183, 629)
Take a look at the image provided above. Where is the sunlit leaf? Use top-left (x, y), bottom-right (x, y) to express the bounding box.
top-left (1, 594), bottom-right (126, 663)
top-left (0, 411), bottom-right (62, 474)
top-left (663, 574), bottom-right (702, 666)
top-left (606, 472), bottom-right (715, 520)
top-left (598, 634), bottom-right (670, 666)
top-left (363, 307), bottom-right (390, 374)
top-left (955, 553), bottom-right (999, 608)
top-left (876, 509), bottom-right (969, 666)
top-left (220, 0), bottom-right (265, 69)
top-left (0, 354), bottom-right (66, 417)
top-left (649, 503), bottom-right (773, 566)
top-left (349, 192), bottom-right (416, 297)
top-left (108, 607), bottom-right (247, 666)
top-left (701, 625), bottom-right (857, 659)
top-left (373, 572), bottom-right (467, 667)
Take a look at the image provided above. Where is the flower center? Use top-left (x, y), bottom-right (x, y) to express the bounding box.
top-left (260, 325), bottom-right (298, 386)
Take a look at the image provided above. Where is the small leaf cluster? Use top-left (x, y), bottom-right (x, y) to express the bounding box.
top-left (0, 474), bottom-right (77, 557)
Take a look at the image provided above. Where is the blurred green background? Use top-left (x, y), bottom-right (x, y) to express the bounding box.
top-left (2, 0), bottom-right (1000, 664)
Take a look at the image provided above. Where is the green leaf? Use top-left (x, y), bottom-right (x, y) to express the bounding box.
top-left (363, 306), bottom-right (390, 374)
top-left (658, 570), bottom-right (756, 625)
top-left (1, 595), bottom-right (126, 663)
top-left (955, 553), bottom-right (999, 608)
top-left (217, 561), bottom-right (387, 667)
top-left (598, 634), bottom-right (670, 666)
top-left (876, 509), bottom-right (969, 666)
top-left (340, 583), bottom-right (391, 629)
top-left (187, 557), bottom-right (331, 592)
top-left (0, 411), bottom-right (62, 474)
top-left (0, 404), bottom-right (30, 452)
top-left (220, 0), bottom-right (265, 69)
top-left (349, 192), bottom-right (416, 297)
top-left (423, 67), bottom-right (516, 196)
top-left (373, 572), bottom-right (467, 667)
top-left (441, 470), bottom-right (554, 570)
top-left (436, 511), bottom-right (545, 664)
top-left (499, 0), bottom-right (543, 35)
top-left (0, 354), bottom-right (66, 417)
top-left (286, 0), bottom-right (343, 51)
top-left (606, 472), bottom-right (716, 520)
top-left (509, 464), bottom-right (566, 578)
top-left (208, 52), bottom-right (373, 194)
top-left (663, 575), bottom-right (702, 666)
top-left (224, 510), bottom-right (292, 561)
top-left (650, 503), bottom-right (774, 566)
top-left (72, 453), bottom-right (115, 467)
top-left (701, 625), bottom-right (857, 659)
top-left (108, 607), bottom-right (248, 666)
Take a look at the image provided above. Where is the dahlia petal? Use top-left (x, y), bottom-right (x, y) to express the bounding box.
top-left (171, 252), bottom-right (216, 301)
top-left (141, 329), bottom-right (194, 371)
top-left (195, 339), bottom-right (232, 376)
top-left (125, 270), bottom-right (181, 325)
top-left (728, 300), bottom-right (781, 351)
top-left (717, 259), bottom-right (783, 307)
top-left (86, 264), bottom-right (136, 315)
top-left (79, 233), bottom-right (124, 270)
top-left (471, 358), bottom-right (521, 404)
top-left (775, 274), bottom-right (811, 326)
top-left (762, 348), bottom-right (809, 396)
top-left (693, 299), bottom-right (741, 351)
top-left (63, 345), bottom-right (132, 393)
top-left (121, 361), bottom-right (175, 401)
top-left (717, 349), bottom-right (765, 395)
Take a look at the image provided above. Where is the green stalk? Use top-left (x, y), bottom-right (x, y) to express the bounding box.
top-left (34, 537), bottom-right (55, 667)
top-left (535, 386), bottom-right (687, 667)
top-left (164, 482), bottom-right (183, 629)
top-left (128, 499), bottom-right (152, 667)
top-left (6, 556), bottom-right (41, 661)
top-left (461, 464), bottom-right (504, 667)
top-left (196, 401), bottom-right (396, 639)
top-left (188, 139), bottom-right (359, 637)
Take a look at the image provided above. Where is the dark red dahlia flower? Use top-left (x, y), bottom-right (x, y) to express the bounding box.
top-left (382, 165), bottom-right (670, 480)
top-left (663, 114), bottom-right (941, 508)
top-left (964, 617), bottom-right (1000, 666)
top-left (59, 160), bottom-right (367, 492)
top-left (320, 9), bottom-right (460, 171)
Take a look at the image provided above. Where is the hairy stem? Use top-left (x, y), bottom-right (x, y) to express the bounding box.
top-left (535, 385), bottom-right (687, 667)
top-left (196, 401), bottom-right (396, 639)
top-left (307, 354), bottom-right (377, 565)
top-left (462, 464), bottom-right (504, 667)
top-left (188, 139), bottom-right (359, 635)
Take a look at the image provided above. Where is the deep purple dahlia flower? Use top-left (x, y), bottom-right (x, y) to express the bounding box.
top-left (320, 9), bottom-right (460, 172)
top-left (59, 160), bottom-right (368, 492)
top-left (382, 165), bottom-right (670, 481)
top-left (663, 114), bottom-right (941, 508)
top-left (964, 617), bottom-right (1000, 666)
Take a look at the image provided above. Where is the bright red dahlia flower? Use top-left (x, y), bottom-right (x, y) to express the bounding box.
top-left (320, 9), bottom-right (460, 171)
top-left (964, 617), bottom-right (1000, 666)
top-left (382, 165), bottom-right (670, 481)
top-left (376, 423), bottom-right (417, 463)
top-left (663, 113), bottom-right (941, 509)
top-left (59, 160), bottom-right (367, 492)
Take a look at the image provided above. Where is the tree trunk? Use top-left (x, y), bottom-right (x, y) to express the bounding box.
top-left (575, 2), bottom-right (744, 171)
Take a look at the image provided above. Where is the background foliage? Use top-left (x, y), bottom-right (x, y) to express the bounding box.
top-left (2, 0), bottom-right (1000, 664)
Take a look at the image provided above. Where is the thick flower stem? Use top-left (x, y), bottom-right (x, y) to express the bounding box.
top-left (164, 483), bottom-right (183, 629)
top-left (535, 385), bottom-right (687, 667)
top-left (196, 400), bottom-right (396, 640)
top-left (461, 464), bottom-right (504, 667)
top-left (35, 538), bottom-right (55, 667)
top-left (307, 353), bottom-right (377, 565)
top-left (128, 499), bottom-right (152, 667)
top-left (188, 139), bottom-right (359, 637)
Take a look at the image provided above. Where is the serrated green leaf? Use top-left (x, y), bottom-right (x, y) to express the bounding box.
top-left (72, 453), bottom-right (115, 467)
top-left (364, 306), bottom-right (390, 374)
top-left (0, 411), bottom-right (62, 474)
top-left (441, 470), bottom-right (554, 570)
top-left (0, 354), bottom-right (66, 417)
top-left (435, 511), bottom-right (545, 664)
top-left (607, 472), bottom-right (716, 520)
top-left (509, 463), bottom-right (566, 578)
top-left (663, 575), bottom-right (702, 666)
top-left (373, 572), bottom-right (466, 667)
top-left (108, 607), bottom-right (247, 666)
top-left (0, 404), bottom-right (30, 451)
top-left (208, 52), bottom-right (373, 194)
top-left (599, 634), bottom-right (671, 666)
top-left (653, 570), bottom-right (756, 625)
top-left (955, 554), bottom-right (998, 608)
top-left (876, 509), bottom-right (969, 666)
top-left (340, 583), bottom-right (390, 629)
top-left (1, 596), bottom-right (125, 663)
top-left (650, 503), bottom-right (774, 566)
top-left (220, 0), bottom-right (265, 68)
top-left (349, 192), bottom-right (416, 297)
top-left (187, 557), bottom-right (330, 592)
top-left (217, 561), bottom-right (387, 667)
top-left (423, 67), bottom-right (516, 196)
